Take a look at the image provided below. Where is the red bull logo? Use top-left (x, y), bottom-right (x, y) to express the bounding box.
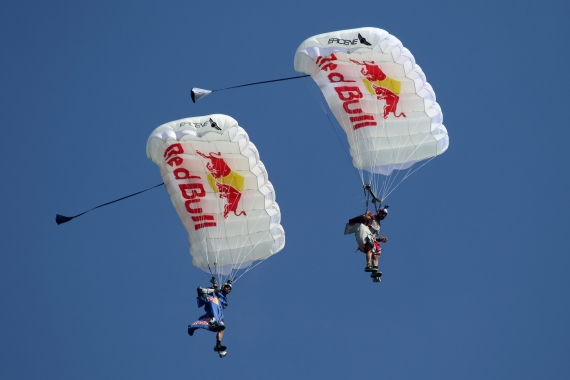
top-left (349, 59), bottom-right (387, 82)
top-left (216, 183), bottom-right (246, 218)
top-left (371, 84), bottom-right (406, 119)
top-left (350, 59), bottom-right (406, 119)
top-left (207, 296), bottom-right (219, 305)
top-left (196, 151), bottom-right (232, 178)
top-left (163, 143), bottom-right (216, 230)
top-left (315, 54), bottom-right (406, 127)
top-left (197, 151), bottom-right (247, 219)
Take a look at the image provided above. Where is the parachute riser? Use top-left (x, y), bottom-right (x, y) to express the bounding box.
top-left (363, 183), bottom-right (382, 212)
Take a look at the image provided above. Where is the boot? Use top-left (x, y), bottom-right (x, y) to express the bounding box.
top-left (214, 344), bottom-right (227, 352)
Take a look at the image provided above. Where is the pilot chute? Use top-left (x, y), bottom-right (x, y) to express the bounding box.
top-left (146, 114), bottom-right (285, 281)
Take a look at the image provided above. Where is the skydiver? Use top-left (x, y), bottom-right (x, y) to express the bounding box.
top-left (346, 207), bottom-right (388, 272)
top-left (358, 209), bottom-right (386, 272)
top-left (188, 278), bottom-right (232, 357)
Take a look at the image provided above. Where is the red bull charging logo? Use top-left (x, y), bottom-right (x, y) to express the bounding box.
top-left (315, 54), bottom-right (406, 129)
top-left (162, 145), bottom-right (247, 231)
top-left (349, 59), bottom-right (387, 82)
top-left (196, 151), bottom-right (247, 219)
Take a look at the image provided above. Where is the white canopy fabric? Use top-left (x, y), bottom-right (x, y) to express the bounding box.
top-left (147, 114), bottom-right (285, 277)
top-left (295, 27), bottom-right (449, 199)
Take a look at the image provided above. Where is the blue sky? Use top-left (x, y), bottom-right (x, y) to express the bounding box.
top-left (1, 0), bottom-right (569, 378)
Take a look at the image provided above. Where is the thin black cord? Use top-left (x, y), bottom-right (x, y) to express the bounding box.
top-left (213, 75), bottom-right (310, 91)
top-left (55, 183), bottom-right (165, 225)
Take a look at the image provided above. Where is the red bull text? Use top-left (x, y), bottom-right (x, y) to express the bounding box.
top-left (163, 143), bottom-right (216, 230)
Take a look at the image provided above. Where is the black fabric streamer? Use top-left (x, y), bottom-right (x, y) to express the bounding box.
top-left (55, 183), bottom-right (164, 225)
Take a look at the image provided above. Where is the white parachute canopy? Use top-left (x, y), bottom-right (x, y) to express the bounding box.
top-left (146, 114), bottom-right (285, 280)
top-left (295, 27), bottom-right (449, 200)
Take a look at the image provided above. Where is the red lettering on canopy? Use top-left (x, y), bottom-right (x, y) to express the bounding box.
top-left (334, 86), bottom-right (362, 101)
top-left (316, 54), bottom-right (379, 131)
top-left (343, 100), bottom-right (363, 114)
top-left (327, 72), bottom-right (355, 83)
top-left (316, 54), bottom-right (338, 71)
top-left (167, 156), bottom-right (183, 167)
top-left (350, 115), bottom-right (377, 129)
top-left (164, 143), bottom-right (184, 160)
top-left (174, 168), bottom-right (199, 180)
top-left (163, 142), bottom-right (216, 229)
top-left (179, 183), bottom-right (206, 200)
top-left (185, 199), bottom-right (202, 214)
top-left (192, 215), bottom-right (217, 230)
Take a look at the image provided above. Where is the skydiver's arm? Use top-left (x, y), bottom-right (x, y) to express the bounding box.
top-left (196, 286), bottom-right (216, 308)
top-left (349, 215), bottom-right (366, 225)
top-left (197, 286), bottom-right (218, 297)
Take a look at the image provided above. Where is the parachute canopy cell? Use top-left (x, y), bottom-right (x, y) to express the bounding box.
top-left (146, 114), bottom-right (285, 277)
top-left (294, 27), bottom-right (449, 177)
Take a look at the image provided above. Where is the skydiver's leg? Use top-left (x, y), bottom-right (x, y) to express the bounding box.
top-left (365, 249), bottom-right (374, 271)
top-left (214, 324), bottom-right (226, 352)
top-left (371, 239), bottom-right (382, 270)
top-left (372, 245), bottom-right (381, 267)
top-left (372, 253), bottom-right (381, 272)
top-left (189, 313), bottom-right (214, 336)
